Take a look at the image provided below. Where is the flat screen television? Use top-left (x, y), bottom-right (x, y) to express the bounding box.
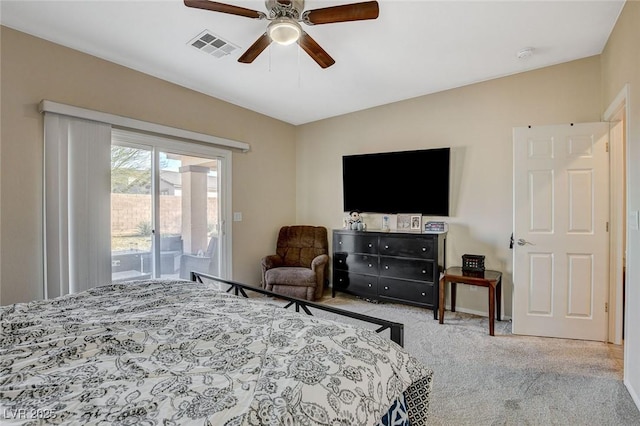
top-left (342, 148), bottom-right (450, 216)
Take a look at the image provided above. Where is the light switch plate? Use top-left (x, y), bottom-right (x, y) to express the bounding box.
top-left (630, 210), bottom-right (639, 231)
top-left (233, 212), bottom-right (243, 222)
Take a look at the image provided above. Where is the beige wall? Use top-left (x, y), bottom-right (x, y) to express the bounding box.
top-left (0, 26), bottom-right (297, 304)
top-left (601, 0), bottom-right (640, 409)
top-left (296, 56), bottom-right (602, 318)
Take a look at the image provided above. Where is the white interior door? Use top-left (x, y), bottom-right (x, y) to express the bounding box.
top-left (513, 123), bottom-right (609, 341)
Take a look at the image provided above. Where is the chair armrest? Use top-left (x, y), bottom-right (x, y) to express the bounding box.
top-left (311, 254), bottom-right (329, 272)
top-left (261, 254), bottom-right (283, 271)
top-left (311, 254), bottom-right (330, 300)
top-left (261, 255), bottom-right (283, 289)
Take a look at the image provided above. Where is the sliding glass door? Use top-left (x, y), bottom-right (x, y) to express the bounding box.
top-left (110, 130), bottom-right (228, 283)
top-left (110, 145), bottom-right (153, 282)
top-left (157, 152), bottom-right (220, 279)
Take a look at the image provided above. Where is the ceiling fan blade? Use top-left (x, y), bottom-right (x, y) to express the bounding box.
top-left (238, 33), bottom-right (271, 64)
top-left (298, 32), bottom-right (335, 68)
top-left (302, 1), bottom-right (379, 25)
top-left (184, 0), bottom-right (265, 19)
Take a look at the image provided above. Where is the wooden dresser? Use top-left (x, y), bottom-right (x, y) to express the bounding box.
top-left (332, 229), bottom-right (446, 319)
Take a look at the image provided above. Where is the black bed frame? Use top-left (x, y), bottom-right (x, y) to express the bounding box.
top-left (191, 272), bottom-right (405, 347)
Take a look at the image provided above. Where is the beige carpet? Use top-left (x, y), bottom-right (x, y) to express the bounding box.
top-left (300, 292), bottom-right (640, 426)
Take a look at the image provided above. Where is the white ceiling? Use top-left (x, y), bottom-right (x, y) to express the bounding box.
top-left (1, 0), bottom-right (625, 125)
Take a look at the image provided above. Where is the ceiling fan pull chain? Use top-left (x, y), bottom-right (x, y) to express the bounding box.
top-left (297, 44), bottom-right (301, 88)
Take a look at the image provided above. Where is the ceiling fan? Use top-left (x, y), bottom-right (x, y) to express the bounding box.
top-left (184, 0), bottom-right (379, 68)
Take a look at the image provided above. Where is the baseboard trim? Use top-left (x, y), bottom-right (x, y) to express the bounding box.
top-left (624, 378), bottom-right (640, 412)
top-left (443, 304), bottom-right (511, 321)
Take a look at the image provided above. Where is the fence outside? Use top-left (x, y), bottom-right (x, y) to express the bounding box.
top-left (112, 194), bottom-right (218, 236)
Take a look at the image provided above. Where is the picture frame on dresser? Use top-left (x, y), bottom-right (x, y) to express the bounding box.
top-left (410, 215), bottom-right (422, 231)
top-left (397, 214), bottom-right (419, 231)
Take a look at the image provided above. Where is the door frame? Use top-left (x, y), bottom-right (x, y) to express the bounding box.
top-left (603, 83), bottom-right (629, 345)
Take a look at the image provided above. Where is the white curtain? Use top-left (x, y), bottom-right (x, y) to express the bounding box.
top-left (44, 113), bottom-right (112, 298)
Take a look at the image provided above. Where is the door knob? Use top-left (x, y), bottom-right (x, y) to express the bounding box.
top-left (517, 238), bottom-right (535, 246)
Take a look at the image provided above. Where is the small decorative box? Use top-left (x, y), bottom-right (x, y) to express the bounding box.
top-left (462, 254), bottom-right (485, 272)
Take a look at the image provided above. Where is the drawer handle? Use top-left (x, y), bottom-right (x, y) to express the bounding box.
top-left (339, 278), bottom-right (343, 282)
top-left (339, 260), bottom-right (343, 264)
top-left (421, 292), bottom-right (426, 296)
top-left (384, 245), bottom-right (389, 249)
top-left (422, 270), bottom-right (426, 274)
top-left (368, 283), bottom-right (372, 287)
top-left (368, 243), bottom-right (372, 248)
top-left (384, 286), bottom-right (389, 290)
top-left (384, 265), bottom-right (389, 270)
top-left (339, 241), bottom-right (343, 245)
top-left (422, 247), bottom-right (427, 251)
top-left (368, 264), bottom-right (373, 268)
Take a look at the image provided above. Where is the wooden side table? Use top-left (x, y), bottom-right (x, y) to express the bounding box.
top-left (439, 267), bottom-right (502, 336)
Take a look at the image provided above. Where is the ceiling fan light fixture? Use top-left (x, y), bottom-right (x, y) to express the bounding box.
top-left (267, 18), bottom-right (301, 45)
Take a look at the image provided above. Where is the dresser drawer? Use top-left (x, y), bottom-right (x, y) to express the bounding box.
top-left (334, 233), bottom-right (378, 254)
top-left (334, 252), bottom-right (379, 275)
top-left (378, 277), bottom-right (434, 306)
top-left (379, 235), bottom-right (435, 259)
top-left (379, 257), bottom-right (436, 282)
top-left (333, 271), bottom-right (377, 297)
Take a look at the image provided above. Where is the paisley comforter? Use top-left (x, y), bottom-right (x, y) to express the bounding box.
top-left (0, 280), bottom-right (432, 425)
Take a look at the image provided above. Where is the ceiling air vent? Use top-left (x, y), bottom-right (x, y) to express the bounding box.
top-left (188, 30), bottom-right (239, 58)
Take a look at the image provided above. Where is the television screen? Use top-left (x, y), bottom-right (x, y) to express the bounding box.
top-left (342, 148), bottom-right (450, 216)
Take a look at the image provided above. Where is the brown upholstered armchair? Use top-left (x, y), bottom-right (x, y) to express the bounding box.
top-left (261, 226), bottom-right (329, 301)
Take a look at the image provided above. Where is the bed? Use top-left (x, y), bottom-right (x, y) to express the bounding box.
top-left (1, 278), bottom-right (433, 425)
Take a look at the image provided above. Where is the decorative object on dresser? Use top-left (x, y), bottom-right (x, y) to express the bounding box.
top-left (424, 221), bottom-right (448, 233)
top-left (333, 229), bottom-right (447, 319)
top-left (381, 215), bottom-right (391, 232)
top-left (345, 209), bottom-right (366, 231)
top-left (261, 225), bottom-right (329, 301)
top-left (396, 213), bottom-right (417, 231)
top-left (410, 215), bottom-right (422, 231)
